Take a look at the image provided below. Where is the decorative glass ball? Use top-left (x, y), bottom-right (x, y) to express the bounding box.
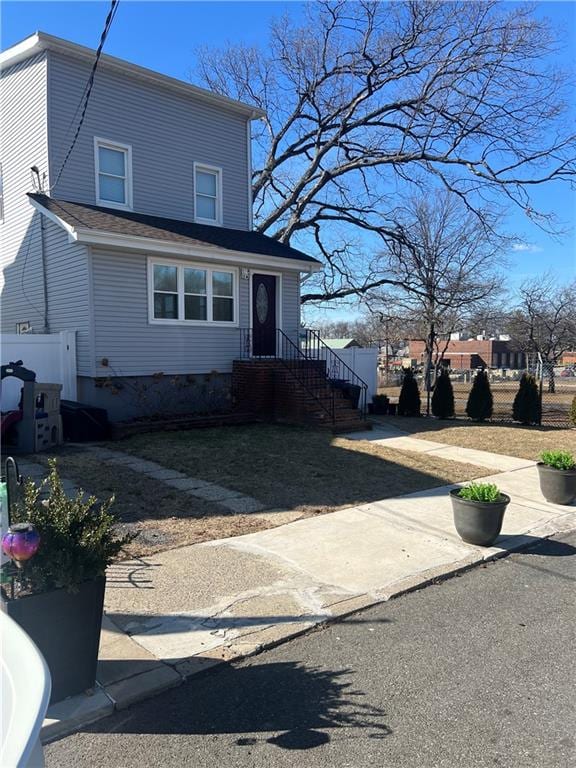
top-left (1, 523), bottom-right (41, 563)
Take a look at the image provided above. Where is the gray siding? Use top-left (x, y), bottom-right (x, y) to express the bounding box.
top-left (0, 53), bottom-right (49, 334)
top-left (43, 220), bottom-right (92, 375)
top-left (47, 52), bottom-right (250, 229)
top-left (91, 248), bottom-right (301, 377)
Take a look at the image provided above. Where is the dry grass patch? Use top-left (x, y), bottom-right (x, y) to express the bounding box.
top-left (33, 449), bottom-right (269, 558)
top-left (381, 417), bottom-right (576, 461)
top-left (111, 423), bottom-right (490, 515)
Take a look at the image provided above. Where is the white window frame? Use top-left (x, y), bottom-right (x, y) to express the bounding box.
top-left (148, 257), bottom-right (238, 326)
top-left (193, 162), bottom-right (222, 226)
top-left (94, 137), bottom-right (133, 210)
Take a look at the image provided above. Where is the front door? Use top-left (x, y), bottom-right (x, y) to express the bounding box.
top-left (252, 273), bottom-right (277, 356)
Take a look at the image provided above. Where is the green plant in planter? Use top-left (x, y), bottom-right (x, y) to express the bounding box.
top-left (539, 450), bottom-right (576, 471)
top-left (9, 459), bottom-right (130, 596)
top-left (457, 482), bottom-right (502, 503)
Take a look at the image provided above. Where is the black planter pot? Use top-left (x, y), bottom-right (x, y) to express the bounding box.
top-left (450, 489), bottom-right (510, 547)
top-left (537, 463), bottom-right (576, 505)
top-left (1, 576), bottom-right (105, 703)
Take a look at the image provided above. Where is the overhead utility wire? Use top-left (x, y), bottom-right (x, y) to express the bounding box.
top-left (51, 0), bottom-right (120, 190)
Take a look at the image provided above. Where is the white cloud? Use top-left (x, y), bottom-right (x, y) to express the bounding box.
top-left (512, 242), bottom-right (543, 253)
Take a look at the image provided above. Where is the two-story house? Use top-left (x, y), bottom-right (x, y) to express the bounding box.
top-left (0, 32), bottom-right (367, 429)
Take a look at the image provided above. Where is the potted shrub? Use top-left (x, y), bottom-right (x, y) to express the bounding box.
top-left (450, 482), bottom-right (510, 546)
top-left (0, 460), bottom-right (129, 703)
top-left (372, 394), bottom-right (389, 415)
top-left (537, 450), bottom-right (576, 505)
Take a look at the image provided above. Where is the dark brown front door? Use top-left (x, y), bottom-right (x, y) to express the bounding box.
top-left (252, 273), bottom-right (277, 356)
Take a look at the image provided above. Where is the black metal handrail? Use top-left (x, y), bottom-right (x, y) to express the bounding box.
top-left (299, 329), bottom-right (369, 419)
top-left (238, 327), bottom-right (368, 422)
top-left (239, 328), bottom-right (335, 422)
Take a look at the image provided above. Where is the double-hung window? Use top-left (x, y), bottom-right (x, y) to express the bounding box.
top-left (194, 164), bottom-right (221, 225)
top-left (95, 138), bottom-right (132, 209)
top-left (150, 260), bottom-right (236, 325)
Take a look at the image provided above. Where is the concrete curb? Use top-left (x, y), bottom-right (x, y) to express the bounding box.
top-left (41, 513), bottom-right (576, 744)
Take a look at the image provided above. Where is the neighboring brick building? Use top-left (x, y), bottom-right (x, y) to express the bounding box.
top-left (408, 338), bottom-right (526, 370)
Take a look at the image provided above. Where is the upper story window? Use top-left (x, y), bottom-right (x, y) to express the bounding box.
top-left (149, 258), bottom-right (237, 325)
top-left (194, 163), bottom-right (222, 225)
top-left (94, 138), bottom-right (132, 210)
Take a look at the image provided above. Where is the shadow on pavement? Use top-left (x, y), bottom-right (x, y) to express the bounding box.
top-left (88, 660), bottom-right (392, 749)
top-left (104, 610), bottom-right (391, 635)
top-left (500, 535), bottom-right (576, 557)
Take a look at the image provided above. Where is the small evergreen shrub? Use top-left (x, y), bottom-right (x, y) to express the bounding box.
top-left (570, 395), bottom-right (576, 427)
top-left (398, 368), bottom-right (421, 417)
top-left (431, 368), bottom-right (455, 419)
top-left (458, 482), bottom-right (503, 503)
top-left (466, 370), bottom-right (493, 422)
top-left (512, 373), bottom-right (541, 425)
top-left (539, 450), bottom-right (576, 471)
top-left (372, 394), bottom-right (389, 414)
top-left (8, 460), bottom-right (131, 596)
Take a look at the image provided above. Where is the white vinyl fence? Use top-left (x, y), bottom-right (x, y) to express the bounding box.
top-left (1, 331), bottom-right (77, 410)
top-left (325, 346), bottom-right (379, 402)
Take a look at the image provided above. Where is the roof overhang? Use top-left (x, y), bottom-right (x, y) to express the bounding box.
top-left (0, 32), bottom-right (265, 120)
top-left (29, 196), bottom-right (322, 274)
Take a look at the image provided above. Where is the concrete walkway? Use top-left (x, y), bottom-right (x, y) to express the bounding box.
top-left (38, 428), bottom-right (576, 741)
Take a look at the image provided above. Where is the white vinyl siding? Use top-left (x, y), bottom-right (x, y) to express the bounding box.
top-left (94, 138), bottom-right (132, 209)
top-left (194, 163), bottom-right (222, 225)
top-left (149, 258), bottom-right (237, 325)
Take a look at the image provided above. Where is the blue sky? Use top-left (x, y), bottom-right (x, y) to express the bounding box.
top-left (2, 1), bottom-right (574, 315)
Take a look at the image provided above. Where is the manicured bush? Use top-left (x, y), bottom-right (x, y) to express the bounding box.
top-left (539, 450), bottom-right (576, 471)
top-left (466, 370), bottom-right (493, 422)
top-left (570, 395), bottom-right (576, 427)
top-left (431, 368), bottom-right (455, 419)
top-left (9, 460), bottom-right (130, 595)
top-left (512, 373), bottom-right (541, 425)
top-left (398, 368), bottom-right (421, 417)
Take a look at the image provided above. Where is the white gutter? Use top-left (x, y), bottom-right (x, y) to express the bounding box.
top-left (28, 197), bottom-right (321, 273)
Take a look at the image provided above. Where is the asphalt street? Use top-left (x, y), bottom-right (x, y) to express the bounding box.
top-left (46, 533), bottom-right (576, 768)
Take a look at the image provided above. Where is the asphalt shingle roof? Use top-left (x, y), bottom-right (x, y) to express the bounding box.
top-left (28, 194), bottom-right (320, 265)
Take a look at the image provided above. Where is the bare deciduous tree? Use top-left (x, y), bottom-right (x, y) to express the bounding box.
top-left (196, 0), bottom-right (575, 304)
top-left (508, 276), bottom-right (576, 391)
top-left (363, 192), bottom-right (505, 411)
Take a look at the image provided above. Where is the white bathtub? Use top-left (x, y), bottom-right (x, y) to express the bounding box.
top-left (1, 611), bottom-right (51, 767)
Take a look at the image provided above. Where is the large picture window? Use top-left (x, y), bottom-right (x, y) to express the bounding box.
top-left (149, 259), bottom-right (236, 325)
top-left (94, 138), bottom-right (132, 210)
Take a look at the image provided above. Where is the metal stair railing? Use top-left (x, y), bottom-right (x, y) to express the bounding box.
top-left (239, 328), bottom-right (335, 424)
top-left (299, 329), bottom-right (369, 419)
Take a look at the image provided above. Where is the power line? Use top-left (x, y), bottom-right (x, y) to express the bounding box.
top-left (51, 0), bottom-right (120, 190)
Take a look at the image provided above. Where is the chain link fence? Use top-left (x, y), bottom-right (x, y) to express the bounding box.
top-left (378, 362), bottom-right (576, 427)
